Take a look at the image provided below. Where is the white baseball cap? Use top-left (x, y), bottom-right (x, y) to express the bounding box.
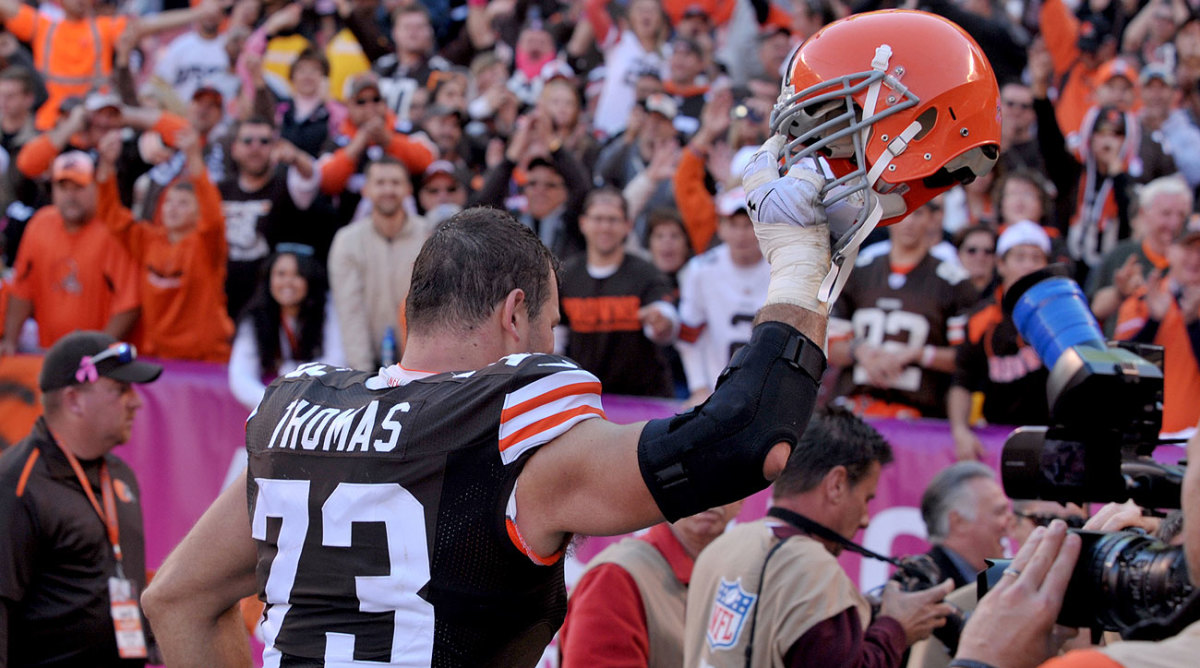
top-left (997, 219), bottom-right (1051, 257)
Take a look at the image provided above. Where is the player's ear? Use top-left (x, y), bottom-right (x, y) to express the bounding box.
top-left (500, 288), bottom-right (527, 338)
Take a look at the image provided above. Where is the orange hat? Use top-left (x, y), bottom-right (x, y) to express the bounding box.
top-left (1096, 57), bottom-right (1139, 85)
top-left (52, 151), bottom-right (94, 186)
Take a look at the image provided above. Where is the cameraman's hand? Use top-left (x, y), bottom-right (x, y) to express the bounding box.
top-left (880, 579), bottom-right (955, 645)
top-left (955, 521), bottom-right (1081, 668)
top-left (1083, 500), bottom-right (1161, 535)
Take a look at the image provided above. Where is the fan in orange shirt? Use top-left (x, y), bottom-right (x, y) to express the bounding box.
top-left (0, 0), bottom-right (229, 130)
top-left (1114, 217), bottom-right (1200, 434)
top-left (95, 128), bottom-right (234, 363)
top-left (0, 150), bottom-right (140, 355)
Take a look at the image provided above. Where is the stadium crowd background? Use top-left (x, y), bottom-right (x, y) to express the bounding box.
top-left (1, 0), bottom-right (1200, 665)
top-left (0, 0), bottom-right (1194, 452)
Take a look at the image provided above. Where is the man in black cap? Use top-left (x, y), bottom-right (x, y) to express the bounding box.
top-left (0, 330), bottom-right (161, 667)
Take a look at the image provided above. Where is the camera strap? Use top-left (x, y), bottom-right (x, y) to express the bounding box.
top-left (766, 507), bottom-right (906, 568)
top-left (740, 508), bottom-right (909, 668)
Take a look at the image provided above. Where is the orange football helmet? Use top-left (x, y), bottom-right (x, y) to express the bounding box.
top-left (772, 10), bottom-right (1001, 247)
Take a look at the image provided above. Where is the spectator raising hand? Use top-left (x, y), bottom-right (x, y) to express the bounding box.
top-left (97, 124), bottom-right (235, 363)
top-left (624, 136), bottom-right (680, 225)
top-left (674, 88), bottom-right (733, 253)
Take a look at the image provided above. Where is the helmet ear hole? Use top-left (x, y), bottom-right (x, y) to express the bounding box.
top-left (912, 107), bottom-right (938, 141)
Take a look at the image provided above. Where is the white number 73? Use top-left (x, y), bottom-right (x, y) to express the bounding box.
top-left (252, 478), bottom-right (435, 667)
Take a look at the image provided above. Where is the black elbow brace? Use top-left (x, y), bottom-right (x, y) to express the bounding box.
top-left (637, 321), bottom-right (826, 521)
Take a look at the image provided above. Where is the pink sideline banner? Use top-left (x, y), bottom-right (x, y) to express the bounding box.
top-left (10, 358), bottom-right (1175, 668)
top-left (109, 365), bottom-right (1021, 585)
top-left (569, 398), bottom-right (1016, 595)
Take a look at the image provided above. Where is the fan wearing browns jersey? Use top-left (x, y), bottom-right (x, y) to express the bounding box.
top-left (828, 202), bottom-right (978, 419)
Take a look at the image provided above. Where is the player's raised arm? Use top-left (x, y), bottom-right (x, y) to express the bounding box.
top-left (513, 135), bottom-right (832, 558)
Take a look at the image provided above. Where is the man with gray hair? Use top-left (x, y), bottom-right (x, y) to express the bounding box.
top-left (920, 462), bottom-right (1014, 588)
top-left (1086, 174), bottom-right (1192, 334)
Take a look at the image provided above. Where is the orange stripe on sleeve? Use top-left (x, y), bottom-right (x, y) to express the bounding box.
top-left (16, 449), bottom-right (40, 497)
top-left (506, 517), bottom-right (563, 566)
top-left (500, 381), bottom-right (602, 423)
top-left (498, 404), bottom-right (605, 453)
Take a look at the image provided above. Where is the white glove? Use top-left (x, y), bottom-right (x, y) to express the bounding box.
top-left (743, 136), bottom-right (827, 228)
top-left (741, 135), bottom-right (831, 313)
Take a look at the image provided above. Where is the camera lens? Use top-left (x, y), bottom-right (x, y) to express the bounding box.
top-left (1063, 531), bottom-right (1194, 632)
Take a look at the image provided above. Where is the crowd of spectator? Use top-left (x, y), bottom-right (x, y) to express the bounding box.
top-left (0, 0), bottom-right (1196, 451)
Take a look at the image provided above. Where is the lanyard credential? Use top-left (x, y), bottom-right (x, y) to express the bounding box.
top-left (50, 430), bottom-right (125, 571)
top-left (48, 428), bottom-right (147, 659)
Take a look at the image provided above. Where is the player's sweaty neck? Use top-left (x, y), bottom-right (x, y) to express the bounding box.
top-left (400, 288), bottom-right (544, 373)
top-left (400, 325), bottom-right (510, 374)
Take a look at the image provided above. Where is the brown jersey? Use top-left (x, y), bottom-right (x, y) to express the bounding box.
top-left (245, 355), bottom-right (606, 667)
top-left (830, 253), bottom-right (977, 417)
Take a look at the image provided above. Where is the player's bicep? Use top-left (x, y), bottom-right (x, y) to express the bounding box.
top-left (515, 418), bottom-right (661, 553)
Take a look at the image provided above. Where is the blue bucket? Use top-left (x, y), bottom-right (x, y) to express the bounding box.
top-left (1011, 277), bottom-right (1105, 370)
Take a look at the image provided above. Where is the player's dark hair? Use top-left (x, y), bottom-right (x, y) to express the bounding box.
top-left (242, 248), bottom-right (329, 377)
top-left (772, 406), bottom-right (893, 498)
top-left (406, 207), bottom-right (559, 333)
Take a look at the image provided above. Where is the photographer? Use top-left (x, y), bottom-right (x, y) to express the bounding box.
top-left (951, 427), bottom-right (1200, 668)
top-left (685, 408), bottom-right (955, 667)
top-left (920, 462), bottom-right (1015, 588)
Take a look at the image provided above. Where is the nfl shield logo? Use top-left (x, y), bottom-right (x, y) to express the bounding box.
top-left (706, 578), bottom-right (757, 651)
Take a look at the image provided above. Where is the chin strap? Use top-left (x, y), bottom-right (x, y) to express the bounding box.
top-left (820, 197), bottom-right (884, 304)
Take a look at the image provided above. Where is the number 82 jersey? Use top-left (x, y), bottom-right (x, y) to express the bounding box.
top-left (245, 354), bottom-right (606, 667)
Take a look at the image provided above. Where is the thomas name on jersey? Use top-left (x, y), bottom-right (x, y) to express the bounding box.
top-left (265, 398), bottom-right (413, 453)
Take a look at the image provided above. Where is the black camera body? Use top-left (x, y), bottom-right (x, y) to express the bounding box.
top-left (992, 268), bottom-right (1194, 639)
top-left (891, 554), bottom-right (967, 654)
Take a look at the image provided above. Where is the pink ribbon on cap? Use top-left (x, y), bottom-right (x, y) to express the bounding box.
top-left (75, 355), bottom-right (98, 383)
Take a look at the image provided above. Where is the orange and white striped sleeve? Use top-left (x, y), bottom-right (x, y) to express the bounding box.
top-left (497, 363), bottom-right (606, 466)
